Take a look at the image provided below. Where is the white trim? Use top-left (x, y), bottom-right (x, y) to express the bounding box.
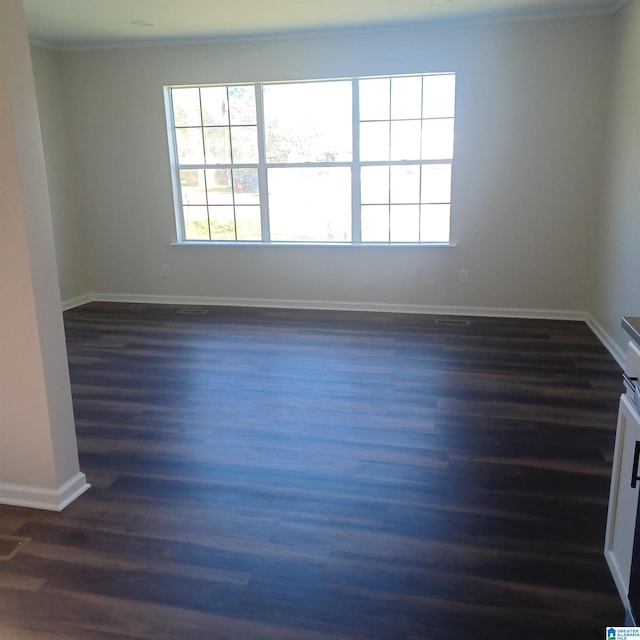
top-left (169, 240), bottom-right (458, 248)
top-left (90, 292), bottom-right (586, 321)
top-left (0, 472), bottom-right (90, 512)
top-left (585, 312), bottom-right (625, 368)
top-left (72, 293), bottom-right (627, 363)
top-left (61, 294), bottom-right (93, 311)
top-left (48, 2), bottom-right (623, 52)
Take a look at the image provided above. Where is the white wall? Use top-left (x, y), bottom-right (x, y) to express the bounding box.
top-left (50, 15), bottom-right (612, 314)
top-left (0, 0), bottom-right (88, 510)
top-left (30, 46), bottom-right (89, 304)
top-left (591, 0), bottom-right (640, 356)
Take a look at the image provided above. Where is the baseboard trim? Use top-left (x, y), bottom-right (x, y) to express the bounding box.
top-left (61, 294), bottom-right (93, 311)
top-left (0, 472), bottom-right (90, 512)
top-left (585, 312), bottom-right (625, 368)
top-left (90, 292), bottom-right (586, 322)
top-left (81, 292), bottom-right (626, 364)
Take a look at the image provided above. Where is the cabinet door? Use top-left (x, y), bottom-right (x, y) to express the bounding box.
top-left (605, 393), bottom-right (640, 606)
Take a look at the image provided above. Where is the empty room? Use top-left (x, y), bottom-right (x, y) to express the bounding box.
top-left (2, 0), bottom-right (640, 637)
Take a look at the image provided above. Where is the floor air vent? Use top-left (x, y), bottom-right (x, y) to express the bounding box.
top-left (176, 308), bottom-right (209, 315)
top-left (0, 536), bottom-right (30, 561)
top-left (435, 318), bottom-right (471, 327)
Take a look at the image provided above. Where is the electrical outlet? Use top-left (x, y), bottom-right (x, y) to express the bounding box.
top-left (459, 270), bottom-right (470, 285)
top-left (161, 264), bottom-right (170, 278)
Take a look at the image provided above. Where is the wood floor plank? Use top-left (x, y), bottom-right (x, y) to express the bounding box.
top-left (0, 303), bottom-right (626, 638)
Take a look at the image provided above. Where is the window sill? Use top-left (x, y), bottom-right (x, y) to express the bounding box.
top-left (170, 241), bottom-right (457, 248)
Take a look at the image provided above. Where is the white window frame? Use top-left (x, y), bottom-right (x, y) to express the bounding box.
top-left (164, 73), bottom-right (456, 246)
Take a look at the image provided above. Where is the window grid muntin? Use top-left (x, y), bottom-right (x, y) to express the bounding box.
top-left (171, 84), bottom-right (262, 242)
top-left (168, 73), bottom-right (454, 245)
top-left (358, 74), bottom-right (453, 243)
top-left (359, 160), bottom-right (453, 243)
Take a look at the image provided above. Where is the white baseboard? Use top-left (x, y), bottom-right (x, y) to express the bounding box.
top-left (0, 472), bottom-right (90, 512)
top-left (90, 292), bottom-right (586, 322)
top-left (585, 312), bottom-right (625, 368)
top-left (61, 294), bottom-right (93, 311)
top-left (76, 292), bottom-right (625, 364)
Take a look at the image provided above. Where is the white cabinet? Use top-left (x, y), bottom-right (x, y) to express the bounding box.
top-left (605, 392), bottom-right (640, 609)
top-left (605, 336), bottom-right (640, 619)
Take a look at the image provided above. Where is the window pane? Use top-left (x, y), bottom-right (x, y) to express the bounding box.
top-left (390, 120), bottom-right (422, 161)
top-left (423, 74), bottom-right (456, 119)
top-left (233, 169), bottom-right (260, 204)
top-left (172, 88), bottom-right (201, 127)
top-left (421, 164), bottom-right (451, 203)
top-left (361, 166), bottom-right (389, 204)
top-left (204, 127), bottom-right (231, 164)
top-left (176, 128), bottom-right (204, 164)
top-left (360, 121), bottom-right (389, 161)
top-left (200, 87), bottom-right (228, 126)
top-left (421, 204), bottom-right (450, 242)
top-left (391, 76), bottom-right (422, 120)
top-left (361, 205), bottom-right (389, 242)
top-left (170, 74), bottom-right (455, 246)
top-left (228, 85), bottom-right (257, 125)
top-left (390, 165), bottom-right (420, 204)
top-left (230, 126), bottom-right (258, 163)
top-left (179, 169), bottom-right (207, 205)
top-left (421, 119), bottom-right (454, 160)
top-left (359, 78), bottom-right (390, 121)
top-left (209, 206), bottom-right (236, 240)
top-left (235, 206), bottom-right (262, 241)
top-left (183, 206), bottom-right (210, 240)
top-left (264, 81), bottom-right (352, 163)
top-left (205, 169), bottom-right (233, 204)
top-left (390, 204), bottom-right (420, 242)
top-left (268, 168), bottom-right (351, 242)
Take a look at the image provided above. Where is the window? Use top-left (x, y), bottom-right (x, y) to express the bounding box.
top-left (165, 73), bottom-right (455, 245)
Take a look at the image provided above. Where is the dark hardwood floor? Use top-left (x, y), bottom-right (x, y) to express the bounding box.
top-left (0, 303), bottom-right (627, 638)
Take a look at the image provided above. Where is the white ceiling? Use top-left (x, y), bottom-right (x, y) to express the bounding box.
top-left (23, 0), bottom-right (624, 49)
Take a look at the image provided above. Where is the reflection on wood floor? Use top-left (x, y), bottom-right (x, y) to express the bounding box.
top-left (0, 303), bottom-right (625, 638)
